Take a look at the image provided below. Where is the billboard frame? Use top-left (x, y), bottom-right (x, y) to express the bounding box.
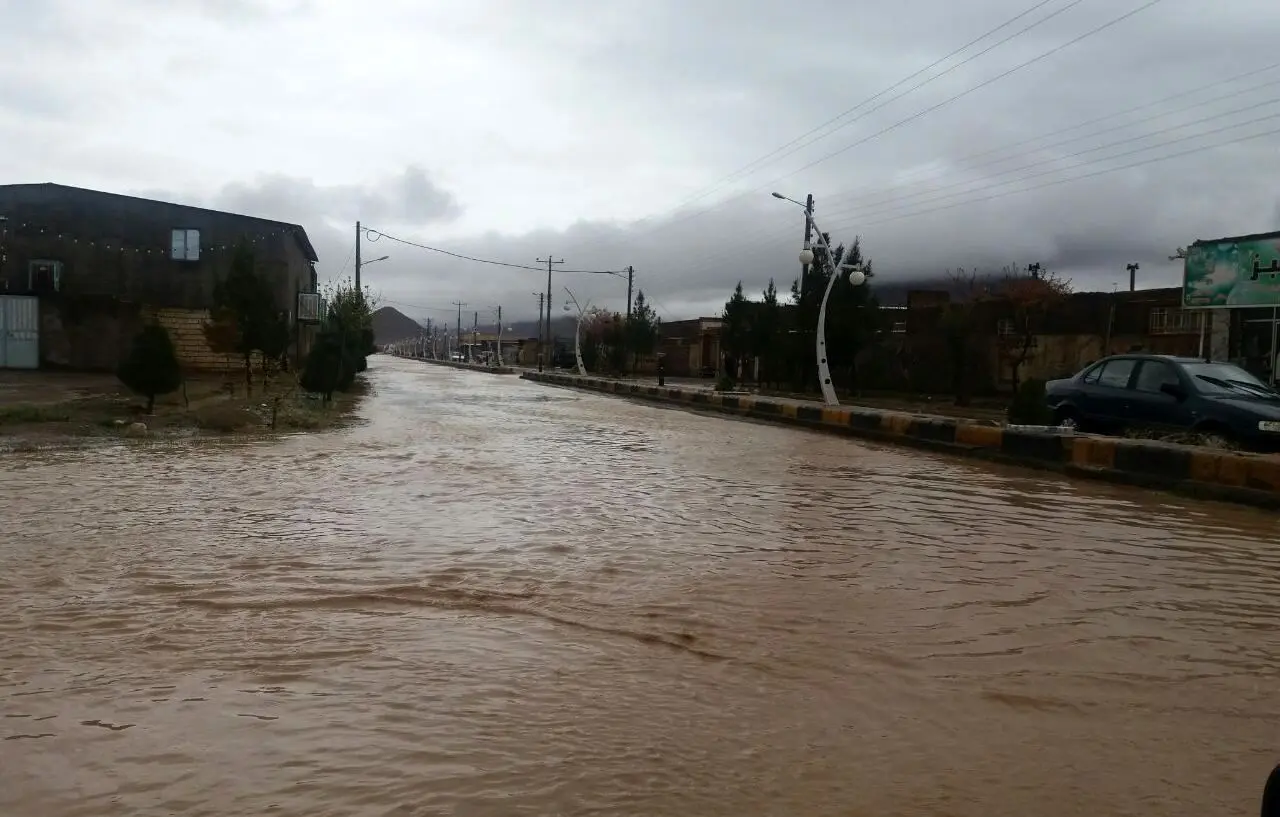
top-left (1182, 229), bottom-right (1280, 310)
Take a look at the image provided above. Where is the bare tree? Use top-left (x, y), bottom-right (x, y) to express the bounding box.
top-left (994, 264), bottom-right (1073, 393)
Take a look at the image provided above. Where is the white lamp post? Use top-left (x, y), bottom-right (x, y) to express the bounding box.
top-left (773, 192), bottom-right (867, 406)
top-left (562, 287), bottom-right (591, 376)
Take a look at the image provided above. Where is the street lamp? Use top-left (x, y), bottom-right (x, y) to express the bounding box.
top-left (772, 191), bottom-right (867, 406)
top-left (359, 254), bottom-right (389, 268)
top-left (562, 287), bottom-right (592, 376)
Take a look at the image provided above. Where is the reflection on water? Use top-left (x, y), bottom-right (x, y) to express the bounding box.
top-left (3, 356), bottom-right (1279, 816)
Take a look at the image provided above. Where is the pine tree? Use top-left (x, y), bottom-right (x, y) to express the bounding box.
top-left (117, 324), bottom-right (183, 414)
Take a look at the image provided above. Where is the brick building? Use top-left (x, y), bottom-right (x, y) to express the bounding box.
top-left (0, 183), bottom-right (321, 372)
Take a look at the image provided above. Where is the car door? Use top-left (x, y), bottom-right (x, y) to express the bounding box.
top-left (1127, 359), bottom-right (1195, 432)
top-left (1079, 357), bottom-right (1139, 429)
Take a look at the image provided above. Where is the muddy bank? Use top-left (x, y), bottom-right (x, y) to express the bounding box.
top-left (0, 371), bottom-right (365, 448)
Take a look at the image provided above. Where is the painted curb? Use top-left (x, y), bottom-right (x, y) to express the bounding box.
top-left (520, 371), bottom-right (1280, 511)
top-left (411, 358), bottom-right (517, 375)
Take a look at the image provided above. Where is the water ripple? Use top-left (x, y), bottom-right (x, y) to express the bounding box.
top-left (2, 356), bottom-right (1279, 817)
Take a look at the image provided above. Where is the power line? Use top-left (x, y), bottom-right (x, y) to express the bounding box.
top-left (823, 69), bottom-right (1280, 212)
top-left (830, 59), bottom-right (1280, 198)
top-left (674, 63), bottom-right (1280, 278)
top-left (379, 298), bottom-right (456, 314)
top-left (826, 95), bottom-right (1280, 219)
top-left (361, 226), bottom-right (628, 276)
top-left (753, 0), bottom-right (1167, 196)
top-left (579, 0), bottom-right (1166, 256)
top-left (674, 120), bottom-right (1280, 285)
top-left (838, 123), bottom-right (1280, 230)
top-left (661, 0), bottom-right (1075, 211)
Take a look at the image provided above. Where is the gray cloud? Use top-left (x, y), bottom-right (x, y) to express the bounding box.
top-left (203, 166), bottom-right (462, 229)
top-left (3, 0), bottom-right (1280, 323)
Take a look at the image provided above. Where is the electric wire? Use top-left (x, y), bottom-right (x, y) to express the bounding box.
top-left (824, 94), bottom-right (1280, 220)
top-left (661, 0), bottom-right (1077, 211)
top-left (560, 0), bottom-right (1166, 260)
top-left (362, 227), bottom-right (628, 276)
top-left (822, 70), bottom-right (1280, 212)
top-left (673, 122), bottom-right (1280, 284)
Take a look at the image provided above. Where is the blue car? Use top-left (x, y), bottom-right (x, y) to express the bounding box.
top-left (1044, 354), bottom-right (1280, 451)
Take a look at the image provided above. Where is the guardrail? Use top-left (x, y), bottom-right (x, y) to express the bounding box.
top-left (521, 370), bottom-right (1280, 510)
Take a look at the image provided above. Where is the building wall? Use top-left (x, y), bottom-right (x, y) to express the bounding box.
top-left (149, 307), bottom-right (245, 372)
top-left (903, 287), bottom-right (1208, 392)
top-left (0, 184), bottom-right (321, 371)
top-left (1, 187), bottom-right (316, 312)
top-left (39, 298), bottom-right (144, 371)
top-left (658, 318), bottom-right (722, 377)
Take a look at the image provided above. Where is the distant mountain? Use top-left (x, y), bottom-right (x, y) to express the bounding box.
top-left (372, 306), bottom-right (426, 346)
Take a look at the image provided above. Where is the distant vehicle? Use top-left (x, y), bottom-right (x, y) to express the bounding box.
top-left (1044, 354), bottom-right (1280, 451)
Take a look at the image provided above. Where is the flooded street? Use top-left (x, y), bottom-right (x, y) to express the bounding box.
top-left (4, 354), bottom-right (1280, 817)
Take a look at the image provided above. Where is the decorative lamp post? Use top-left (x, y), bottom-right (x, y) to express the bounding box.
top-left (562, 287), bottom-right (591, 376)
top-left (772, 191), bottom-right (867, 406)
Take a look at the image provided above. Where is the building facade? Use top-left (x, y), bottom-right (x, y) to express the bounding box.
top-left (0, 183), bottom-right (321, 372)
top-left (657, 317), bottom-right (723, 377)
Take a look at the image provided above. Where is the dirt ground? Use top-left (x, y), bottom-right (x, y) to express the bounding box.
top-left (0, 369), bottom-right (364, 445)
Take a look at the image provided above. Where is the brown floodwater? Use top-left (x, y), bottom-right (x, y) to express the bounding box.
top-left (3, 355), bottom-right (1280, 817)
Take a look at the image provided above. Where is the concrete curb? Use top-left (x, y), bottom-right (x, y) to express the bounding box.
top-left (520, 371), bottom-right (1280, 511)
top-left (411, 358), bottom-right (517, 375)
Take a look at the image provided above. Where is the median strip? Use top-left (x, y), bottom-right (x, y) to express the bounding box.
top-left (410, 358), bottom-right (517, 375)
top-left (520, 370), bottom-right (1280, 511)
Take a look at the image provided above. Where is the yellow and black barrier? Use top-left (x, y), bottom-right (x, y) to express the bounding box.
top-left (520, 371), bottom-right (1280, 510)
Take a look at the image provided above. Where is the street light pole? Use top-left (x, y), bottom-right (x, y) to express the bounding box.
top-left (534, 292), bottom-right (545, 371)
top-left (772, 192), bottom-right (867, 407)
top-left (562, 287), bottom-right (591, 376)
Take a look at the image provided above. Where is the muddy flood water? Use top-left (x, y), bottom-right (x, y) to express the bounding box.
top-left (3, 355), bottom-right (1280, 816)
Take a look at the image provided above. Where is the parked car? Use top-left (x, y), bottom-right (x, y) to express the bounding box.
top-left (1044, 354), bottom-right (1280, 451)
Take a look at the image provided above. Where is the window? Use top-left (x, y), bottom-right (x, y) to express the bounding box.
top-left (1081, 363), bottom-right (1104, 384)
top-left (1134, 360), bottom-right (1180, 393)
top-left (28, 260), bottom-right (62, 292)
top-left (1149, 307), bottom-right (1202, 335)
top-left (171, 228), bottom-right (200, 261)
top-left (297, 292), bottom-right (322, 323)
top-left (1183, 362), bottom-right (1277, 398)
top-left (1096, 358), bottom-right (1137, 388)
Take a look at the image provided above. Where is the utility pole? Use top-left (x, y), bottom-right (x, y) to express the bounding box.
top-left (425, 318), bottom-right (432, 359)
top-left (534, 292), bottom-right (545, 372)
top-left (453, 301), bottom-right (466, 360)
top-left (537, 256), bottom-right (565, 370)
top-left (1126, 262), bottom-right (1140, 292)
top-left (626, 265), bottom-right (635, 321)
top-left (624, 265), bottom-right (636, 375)
top-left (354, 221), bottom-right (362, 293)
top-left (495, 305), bottom-right (503, 365)
top-left (472, 311), bottom-right (478, 361)
top-left (800, 194), bottom-right (814, 298)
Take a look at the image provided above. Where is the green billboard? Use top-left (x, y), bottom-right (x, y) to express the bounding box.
top-left (1183, 231), bottom-right (1280, 308)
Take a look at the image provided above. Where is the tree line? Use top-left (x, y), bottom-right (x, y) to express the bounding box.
top-left (116, 241), bottom-right (374, 412)
top-left (717, 241), bottom-right (1073, 403)
top-left (720, 234), bottom-right (878, 393)
top-left (572, 290), bottom-right (661, 374)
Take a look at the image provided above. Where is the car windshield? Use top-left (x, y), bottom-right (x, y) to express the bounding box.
top-left (1183, 362), bottom-right (1279, 399)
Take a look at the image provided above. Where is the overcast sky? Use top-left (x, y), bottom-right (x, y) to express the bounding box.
top-left (3, 0), bottom-right (1280, 323)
